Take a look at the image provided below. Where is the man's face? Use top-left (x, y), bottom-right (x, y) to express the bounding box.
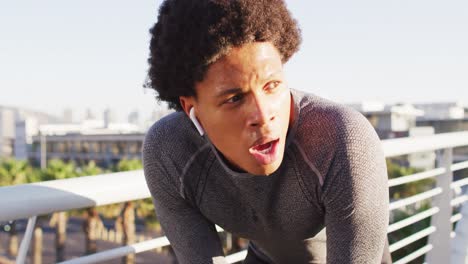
top-left (181, 42), bottom-right (292, 176)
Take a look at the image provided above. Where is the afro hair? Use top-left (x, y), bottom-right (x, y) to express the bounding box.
top-left (146, 0), bottom-right (301, 111)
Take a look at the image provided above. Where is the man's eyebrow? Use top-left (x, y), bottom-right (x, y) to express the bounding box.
top-left (263, 70), bottom-right (282, 81)
top-left (215, 87), bottom-right (243, 99)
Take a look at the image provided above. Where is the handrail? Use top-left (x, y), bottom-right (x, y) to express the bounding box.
top-left (381, 131), bottom-right (468, 157)
top-left (0, 170), bottom-right (149, 222)
top-left (1, 131), bottom-right (468, 264)
top-left (389, 226), bottom-right (436, 253)
top-left (389, 188), bottom-right (442, 211)
top-left (387, 207), bottom-right (439, 234)
top-left (2, 131), bottom-right (468, 222)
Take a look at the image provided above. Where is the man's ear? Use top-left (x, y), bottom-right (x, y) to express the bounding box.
top-left (179, 96), bottom-right (195, 117)
top-left (179, 96), bottom-right (205, 136)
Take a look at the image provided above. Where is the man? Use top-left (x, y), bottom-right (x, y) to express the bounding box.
top-left (143, 0), bottom-right (391, 263)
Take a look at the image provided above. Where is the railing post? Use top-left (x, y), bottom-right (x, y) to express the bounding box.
top-left (16, 216), bottom-right (37, 264)
top-left (8, 221), bottom-right (18, 257)
top-left (55, 212), bottom-right (68, 262)
top-left (451, 194), bottom-right (468, 263)
top-left (122, 201), bottom-right (136, 264)
top-left (426, 148), bottom-right (453, 263)
top-left (33, 224), bottom-right (43, 264)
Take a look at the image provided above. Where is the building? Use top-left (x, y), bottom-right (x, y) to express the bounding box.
top-left (28, 119), bottom-right (145, 168)
top-left (414, 102), bottom-right (468, 134)
top-left (414, 102), bottom-right (468, 133)
top-left (103, 108), bottom-right (116, 128)
top-left (0, 105), bottom-right (59, 159)
top-left (349, 102), bottom-right (439, 169)
top-left (128, 110), bottom-right (140, 126)
top-left (348, 102), bottom-right (424, 139)
top-left (416, 118), bottom-right (468, 135)
top-left (0, 107), bottom-right (16, 158)
top-left (29, 133), bottom-right (145, 168)
top-left (14, 118), bottom-right (39, 160)
top-left (414, 102), bottom-right (466, 121)
top-left (414, 102), bottom-right (468, 163)
top-left (0, 104), bottom-right (176, 167)
top-left (85, 108), bottom-right (96, 120)
top-left (415, 102), bottom-right (468, 134)
top-left (142, 108), bottom-right (175, 130)
top-left (62, 108), bottom-right (74, 123)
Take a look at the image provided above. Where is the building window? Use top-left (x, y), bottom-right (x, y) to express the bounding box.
top-left (73, 141), bottom-right (81, 152)
top-left (128, 142), bottom-right (139, 154)
top-left (82, 142), bottom-right (90, 154)
top-left (57, 142), bottom-right (65, 153)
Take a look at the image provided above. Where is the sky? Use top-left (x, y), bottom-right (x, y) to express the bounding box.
top-left (0, 0), bottom-right (467, 122)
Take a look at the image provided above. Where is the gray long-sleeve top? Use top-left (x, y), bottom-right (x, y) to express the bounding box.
top-left (143, 89), bottom-right (389, 263)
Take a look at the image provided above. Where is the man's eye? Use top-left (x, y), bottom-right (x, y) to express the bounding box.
top-left (266, 81), bottom-right (281, 90)
top-left (226, 94), bottom-right (243, 104)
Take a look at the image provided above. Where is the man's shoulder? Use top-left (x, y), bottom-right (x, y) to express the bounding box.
top-left (291, 90), bottom-right (379, 180)
top-left (143, 111), bottom-right (206, 163)
top-left (294, 90), bottom-right (374, 143)
top-left (144, 112), bottom-right (185, 144)
top-left (144, 112), bottom-right (179, 153)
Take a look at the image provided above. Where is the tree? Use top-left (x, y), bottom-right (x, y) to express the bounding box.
top-left (77, 161), bottom-right (105, 255)
top-left (40, 159), bottom-right (77, 262)
top-left (0, 158), bottom-right (28, 186)
top-left (0, 158), bottom-right (31, 257)
top-left (25, 165), bottom-right (46, 264)
top-left (40, 159), bottom-right (77, 181)
top-left (115, 159), bottom-right (155, 220)
top-left (114, 159), bottom-right (142, 264)
top-left (114, 158), bottom-right (142, 172)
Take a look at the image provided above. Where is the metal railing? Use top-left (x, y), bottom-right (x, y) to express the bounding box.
top-left (383, 131), bottom-right (468, 264)
top-left (1, 131), bottom-right (468, 263)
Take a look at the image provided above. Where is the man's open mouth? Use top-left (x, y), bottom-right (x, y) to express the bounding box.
top-left (249, 138), bottom-right (280, 165)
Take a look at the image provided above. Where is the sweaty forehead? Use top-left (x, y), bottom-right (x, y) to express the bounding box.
top-left (222, 43), bottom-right (280, 69)
top-left (205, 42), bottom-right (283, 85)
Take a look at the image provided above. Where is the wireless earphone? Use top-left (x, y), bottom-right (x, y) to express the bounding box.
top-left (189, 107), bottom-right (205, 136)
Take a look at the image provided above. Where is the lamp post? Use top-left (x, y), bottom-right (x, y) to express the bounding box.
top-left (40, 132), bottom-right (46, 169)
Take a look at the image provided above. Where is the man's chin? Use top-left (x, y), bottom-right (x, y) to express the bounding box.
top-left (247, 159), bottom-right (283, 176)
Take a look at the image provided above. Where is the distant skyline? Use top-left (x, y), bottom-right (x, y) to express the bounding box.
top-left (1, 0), bottom-right (467, 122)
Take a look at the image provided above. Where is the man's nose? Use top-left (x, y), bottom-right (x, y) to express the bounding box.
top-left (247, 94), bottom-right (275, 127)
